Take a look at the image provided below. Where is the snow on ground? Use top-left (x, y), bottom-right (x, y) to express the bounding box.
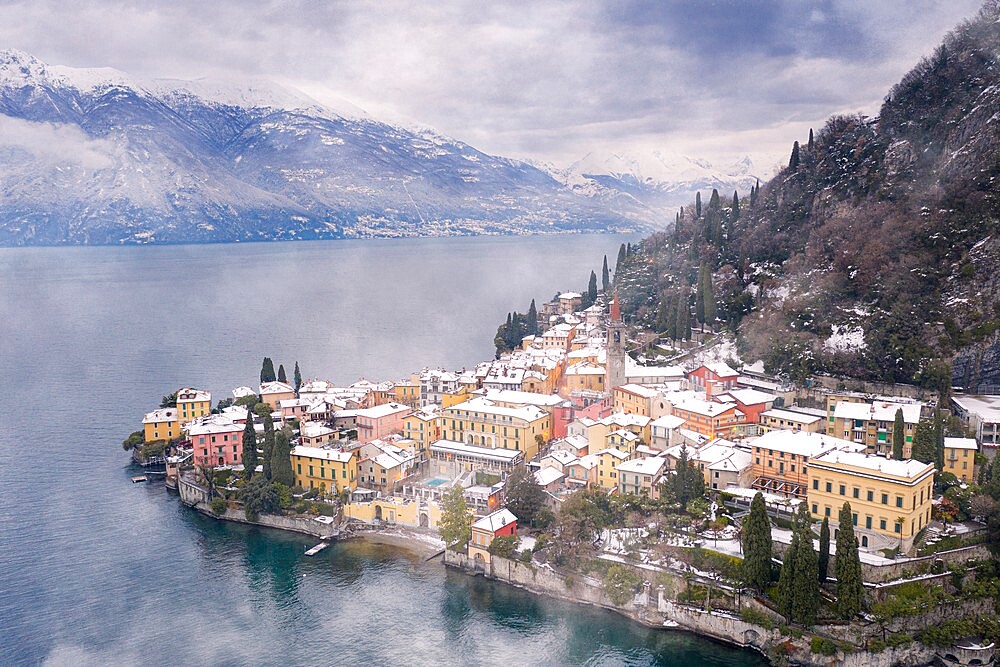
top-left (824, 324), bottom-right (867, 352)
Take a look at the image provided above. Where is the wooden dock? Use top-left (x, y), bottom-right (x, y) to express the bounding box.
top-left (305, 542), bottom-right (328, 556)
top-left (130, 475), bottom-right (148, 483)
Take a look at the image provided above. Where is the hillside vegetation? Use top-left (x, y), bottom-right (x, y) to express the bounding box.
top-left (615, 3), bottom-right (1000, 391)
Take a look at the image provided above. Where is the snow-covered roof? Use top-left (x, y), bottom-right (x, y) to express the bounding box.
top-left (177, 387), bottom-right (211, 402)
top-left (534, 467), bottom-right (565, 486)
top-left (952, 395), bottom-right (1000, 422)
top-left (564, 363), bottom-right (606, 376)
top-left (602, 412), bottom-right (652, 428)
top-left (750, 429), bottom-right (864, 458)
top-left (833, 400), bottom-right (922, 424)
top-left (761, 408), bottom-right (823, 424)
top-left (693, 361), bottom-right (738, 378)
top-left (543, 449), bottom-right (579, 465)
top-left (260, 381), bottom-right (294, 395)
top-left (482, 389), bottom-right (570, 408)
top-left (708, 450), bottom-right (752, 472)
top-left (625, 360), bottom-right (685, 379)
top-left (616, 456), bottom-right (666, 476)
top-left (290, 445), bottom-right (354, 463)
top-left (670, 394), bottom-right (741, 418)
top-left (279, 398), bottom-right (311, 409)
top-left (429, 439), bottom-right (523, 462)
top-left (232, 386), bottom-right (257, 399)
top-left (447, 397), bottom-right (547, 422)
top-left (355, 402), bottom-right (411, 419)
top-left (616, 383), bottom-right (660, 399)
top-left (944, 436), bottom-right (978, 451)
top-left (300, 422), bottom-right (336, 438)
top-left (650, 415), bottom-right (687, 430)
top-left (472, 508), bottom-right (518, 532)
top-left (720, 388), bottom-right (777, 406)
top-left (810, 450), bottom-right (935, 480)
top-left (558, 292), bottom-right (582, 300)
top-left (570, 454), bottom-right (599, 470)
top-left (608, 428), bottom-right (639, 442)
top-left (595, 447), bottom-right (629, 461)
top-left (143, 408), bottom-right (177, 423)
top-left (187, 419), bottom-right (243, 436)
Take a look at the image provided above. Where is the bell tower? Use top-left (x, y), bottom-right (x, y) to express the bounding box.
top-left (606, 293), bottom-right (626, 393)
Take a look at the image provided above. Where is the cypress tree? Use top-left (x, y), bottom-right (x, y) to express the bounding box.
top-left (527, 299), bottom-right (538, 336)
top-left (602, 255), bottom-right (610, 293)
top-left (789, 141), bottom-right (801, 169)
top-left (834, 502), bottom-right (863, 619)
top-left (587, 270), bottom-right (598, 304)
top-left (261, 412), bottom-right (275, 481)
top-left (731, 191), bottom-right (740, 219)
top-left (933, 410), bottom-right (945, 471)
top-left (708, 188), bottom-right (720, 211)
top-left (695, 191), bottom-right (702, 218)
top-left (818, 516), bottom-right (830, 583)
top-left (892, 408), bottom-right (905, 459)
top-left (261, 357), bottom-right (276, 383)
top-left (741, 492), bottom-right (772, 591)
top-left (911, 417), bottom-right (935, 463)
top-left (293, 361), bottom-right (302, 396)
top-left (695, 265), bottom-right (706, 325)
top-left (703, 267), bottom-right (716, 327)
top-left (684, 300), bottom-right (692, 340)
top-left (790, 503), bottom-right (820, 625)
top-left (277, 364), bottom-right (287, 384)
top-left (615, 243), bottom-right (627, 277)
top-left (751, 179), bottom-right (760, 205)
top-left (270, 429), bottom-right (295, 488)
top-left (241, 408), bottom-right (258, 479)
top-left (808, 128), bottom-right (814, 151)
top-left (776, 527), bottom-right (798, 621)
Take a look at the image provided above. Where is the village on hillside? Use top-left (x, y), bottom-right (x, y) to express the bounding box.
top-left (126, 289), bottom-right (1000, 663)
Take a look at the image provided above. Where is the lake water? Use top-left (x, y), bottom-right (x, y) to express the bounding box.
top-left (0, 235), bottom-right (766, 666)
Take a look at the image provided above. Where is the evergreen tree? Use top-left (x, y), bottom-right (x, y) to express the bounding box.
top-left (656, 296), bottom-right (671, 334)
top-left (241, 409), bottom-right (258, 479)
top-left (892, 408), bottom-right (905, 459)
top-left (673, 445), bottom-right (705, 509)
top-left (602, 256), bottom-right (610, 293)
top-left (527, 299), bottom-right (538, 336)
top-left (911, 417), bottom-right (935, 463)
top-left (439, 486), bottom-right (472, 550)
top-left (808, 128), bottom-right (814, 151)
top-left (587, 270), bottom-right (598, 305)
top-left (790, 503), bottom-right (820, 625)
top-left (731, 191), bottom-right (740, 219)
top-left (504, 466), bottom-right (546, 526)
top-left (675, 293), bottom-right (691, 342)
top-left (776, 527), bottom-right (798, 621)
top-left (934, 410), bottom-right (945, 471)
top-left (260, 357), bottom-right (276, 383)
top-left (293, 361), bottom-right (302, 396)
top-left (270, 428), bottom-right (294, 488)
top-left (277, 364), bottom-right (287, 384)
top-left (818, 516), bottom-right (830, 583)
top-left (695, 264), bottom-right (707, 325)
top-left (741, 492), bottom-right (773, 591)
top-left (789, 141), bottom-right (801, 169)
top-left (261, 412), bottom-right (275, 481)
top-left (703, 266), bottom-right (716, 327)
top-left (695, 191), bottom-right (702, 218)
top-left (834, 502), bottom-right (863, 619)
top-left (616, 243), bottom-right (627, 275)
top-left (751, 179), bottom-right (760, 205)
top-left (708, 188), bottom-right (721, 211)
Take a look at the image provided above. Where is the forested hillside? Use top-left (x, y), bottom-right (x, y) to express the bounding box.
top-left (614, 3), bottom-right (1000, 392)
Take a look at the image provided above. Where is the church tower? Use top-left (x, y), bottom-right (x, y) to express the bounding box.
top-left (605, 293), bottom-right (626, 393)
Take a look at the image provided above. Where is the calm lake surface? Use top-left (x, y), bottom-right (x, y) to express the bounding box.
top-left (0, 235), bottom-right (766, 666)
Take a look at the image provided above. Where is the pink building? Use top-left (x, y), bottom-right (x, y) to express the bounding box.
top-left (355, 402), bottom-right (412, 442)
top-left (189, 419), bottom-right (245, 467)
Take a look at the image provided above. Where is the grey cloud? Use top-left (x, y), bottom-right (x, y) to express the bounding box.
top-left (0, 116), bottom-right (115, 168)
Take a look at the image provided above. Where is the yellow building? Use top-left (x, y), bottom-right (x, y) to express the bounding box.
top-left (344, 495), bottom-right (443, 529)
top-left (442, 386), bottom-right (472, 408)
top-left (468, 508), bottom-right (518, 566)
top-left (402, 408), bottom-right (442, 452)
top-left (259, 381), bottom-right (295, 410)
top-left (176, 388), bottom-right (211, 426)
top-left (393, 377), bottom-right (421, 409)
top-left (824, 392), bottom-right (869, 435)
top-left (943, 437), bottom-right (978, 482)
top-left (808, 449), bottom-right (934, 554)
top-left (594, 447), bottom-right (629, 490)
top-left (759, 408), bottom-right (825, 433)
top-left (563, 362), bottom-right (606, 394)
top-left (290, 445), bottom-right (357, 494)
top-left (142, 407), bottom-right (179, 443)
top-left (612, 384), bottom-right (659, 418)
top-left (605, 429), bottom-right (641, 456)
top-left (441, 397), bottom-right (550, 461)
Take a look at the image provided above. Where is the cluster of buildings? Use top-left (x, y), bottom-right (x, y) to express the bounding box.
top-left (141, 290), bottom-right (1000, 559)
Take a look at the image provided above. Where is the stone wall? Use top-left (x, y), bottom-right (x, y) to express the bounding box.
top-left (859, 545), bottom-right (991, 583)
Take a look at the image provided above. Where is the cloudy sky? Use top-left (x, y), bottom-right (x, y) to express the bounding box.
top-left (0, 0), bottom-right (983, 168)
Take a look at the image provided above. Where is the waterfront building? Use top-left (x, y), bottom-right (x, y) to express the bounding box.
top-left (176, 387), bottom-right (211, 425)
top-left (616, 456), bottom-right (666, 497)
top-left (189, 416), bottom-right (245, 467)
top-left (469, 508), bottom-right (518, 566)
top-left (943, 437), bottom-right (979, 482)
top-left (142, 407), bottom-right (179, 443)
top-left (951, 395), bottom-right (1000, 453)
top-left (831, 400), bottom-right (923, 457)
top-left (357, 440), bottom-right (418, 491)
top-left (427, 439), bottom-right (523, 474)
top-left (290, 445), bottom-right (357, 494)
top-left (355, 402), bottom-right (412, 443)
top-left (441, 397), bottom-right (550, 460)
top-left (259, 381), bottom-right (295, 410)
top-left (749, 430), bottom-right (865, 499)
top-left (807, 450), bottom-right (934, 553)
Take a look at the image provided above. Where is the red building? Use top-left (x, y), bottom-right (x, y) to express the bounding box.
top-left (718, 388), bottom-right (777, 425)
top-left (468, 508), bottom-right (518, 565)
top-left (687, 362), bottom-right (739, 400)
top-left (189, 419), bottom-right (245, 467)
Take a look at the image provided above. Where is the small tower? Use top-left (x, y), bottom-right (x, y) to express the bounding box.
top-left (606, 293), bottom-right (626, 392)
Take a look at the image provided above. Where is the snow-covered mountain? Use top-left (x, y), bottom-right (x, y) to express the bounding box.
top-left (536, 151), bottom-right (769, 226)
top-left (0, 50), bottom-right (642, 245)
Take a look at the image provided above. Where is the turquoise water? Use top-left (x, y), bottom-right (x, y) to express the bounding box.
top-left (425, 478), bottom-right (449, 487)
top-left (0, 235), bottom-right (766, 666)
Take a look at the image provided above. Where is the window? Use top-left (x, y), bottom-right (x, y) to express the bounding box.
top-left (839, 484), bottom-right (846, 496)
top-left (867, 490), bottom-right (873, 502)
top-left (812, 503), bottom-right (818, 514)
top-left (853, 488), bottom-right (859, 499)
top-left (813, 479), bottom-right (819, 490)
top-left (894, 522), bottom-right (902, 534)
top-left (824, 506), bottom-right (831, 517)
top-left (881, 493), bottom-right (888, 505)
top-left (852, 513), bottom-right (858, 526)
top-left (865, 516), bottom-right (872, 529)
top-left (896, 496), bottom-right (903, 508)
top-left (880, 519), bottom-right (887, 530)
top-left (826, 482), bottom-right (832, 493)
